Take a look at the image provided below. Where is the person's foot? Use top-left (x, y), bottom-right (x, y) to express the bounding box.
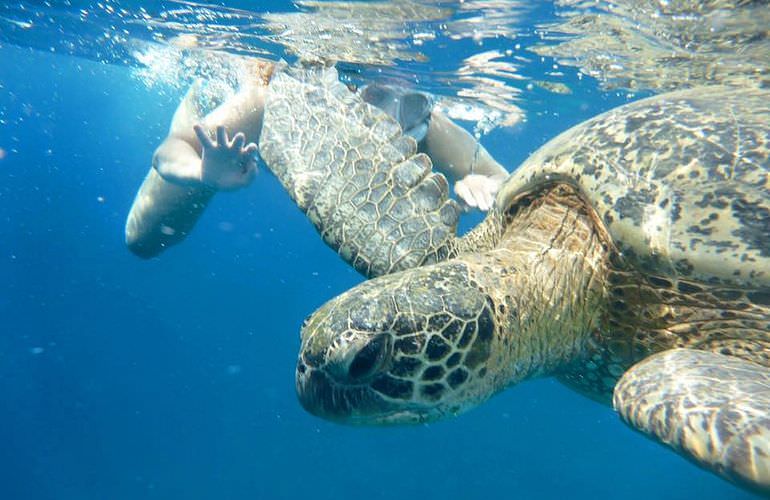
top-left (360, 84), bottom-right (432, 141)
top-left (194, 124), bottom-right (258, 190)
top-left (454, 173), bottom-right (505, 211)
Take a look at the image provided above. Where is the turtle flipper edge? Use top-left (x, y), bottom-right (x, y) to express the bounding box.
top-left (613, 348), bottom-right (770, 495)
top-left (259, 65), bottom-right (460, 277)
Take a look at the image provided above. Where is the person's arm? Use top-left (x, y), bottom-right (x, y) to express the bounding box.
top-left (125, 73), bottom-right (268, 258)
top-left (125, 163), bottom-right (216, 258)
top-left (155, 84), bottom-right (265, 189)
top-left (421, 110), bottom-right (508, 211)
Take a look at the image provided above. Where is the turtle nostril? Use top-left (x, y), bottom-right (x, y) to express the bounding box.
top-left (348, 335), bottom-right (389, 381)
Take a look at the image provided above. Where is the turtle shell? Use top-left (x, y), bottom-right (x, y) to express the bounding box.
top-left (496, 86), bottom-right (770, 288)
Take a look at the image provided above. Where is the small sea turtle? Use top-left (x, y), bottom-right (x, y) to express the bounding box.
top-left (277, 77), bottom-right (770, 494)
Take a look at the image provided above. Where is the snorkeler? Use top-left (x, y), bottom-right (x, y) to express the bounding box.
top-left (125, 59), bottom-right (508, 258)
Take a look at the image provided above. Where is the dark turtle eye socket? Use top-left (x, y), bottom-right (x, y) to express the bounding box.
top-left (348, 335), bottom-right (389, 381)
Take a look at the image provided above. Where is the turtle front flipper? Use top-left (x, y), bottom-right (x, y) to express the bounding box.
top-left (259, 65), bottom-right (460, 277)
top-left (614, 348), bottom-right (770, 495)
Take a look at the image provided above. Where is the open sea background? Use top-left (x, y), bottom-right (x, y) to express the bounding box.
top-left (0, 1), bottom-right (764, 499)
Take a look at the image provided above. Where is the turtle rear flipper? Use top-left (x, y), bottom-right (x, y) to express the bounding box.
top-left (614, 349), bottom-right (770, 495)
top-left (260, 65), bottom-right (460, 277)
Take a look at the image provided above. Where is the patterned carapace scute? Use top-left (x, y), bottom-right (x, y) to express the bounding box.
top-left (495, 86), bottom-right (770, 288)
top-left (259, 64), bottom-right (460, 278)
top-left (614, 349), bottom-right (770, 493)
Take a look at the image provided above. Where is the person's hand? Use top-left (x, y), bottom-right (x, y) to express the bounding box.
top-left (194, 124), bottom-right (258, 191)
top-left (454, 173), bottom-right (505, 211)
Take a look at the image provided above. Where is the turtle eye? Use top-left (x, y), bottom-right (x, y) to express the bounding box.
top-left (348, 335), bottom-right (390, 381)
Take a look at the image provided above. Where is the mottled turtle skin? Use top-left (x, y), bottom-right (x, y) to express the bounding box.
top-left (283, 82), bottom-right (770, 494)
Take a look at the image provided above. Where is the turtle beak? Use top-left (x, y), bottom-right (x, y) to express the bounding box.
top-left (296, 365), bottom-right (434, 425)
top-left (295, 364), bottom-right (338, 417)
top-left (295, 361), bottom-right (394, 424)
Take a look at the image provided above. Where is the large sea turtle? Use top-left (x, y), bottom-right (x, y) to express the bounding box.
top-left (261, 69), bottom-right (770, 494)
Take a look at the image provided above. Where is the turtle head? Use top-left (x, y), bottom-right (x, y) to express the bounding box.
top-left (296, 262), bottom-right (498, 425)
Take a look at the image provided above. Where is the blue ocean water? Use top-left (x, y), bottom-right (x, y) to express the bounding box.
top-left (0, 2), bottom-right (760, 499)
